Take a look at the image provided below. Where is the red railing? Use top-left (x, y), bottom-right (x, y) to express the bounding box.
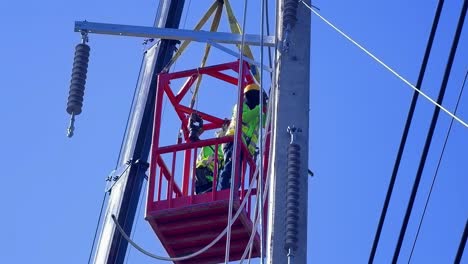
top-left (146, 61), bottom-right (263, 216)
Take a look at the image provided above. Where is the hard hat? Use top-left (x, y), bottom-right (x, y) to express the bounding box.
top-left (243, 83), bottom-right (260, 94)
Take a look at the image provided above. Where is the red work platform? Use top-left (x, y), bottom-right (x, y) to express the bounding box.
top-left (146, 61), bottom-right (269, 263)
top-left (146, 190), bottom-right (260, 263)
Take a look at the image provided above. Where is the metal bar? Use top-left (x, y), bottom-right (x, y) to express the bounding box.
top-left (75, 21), bottom-right (276, 47)
top-left (175, 74), bottom-right (199, 103)
top-left (158, 168), bottom-right (163, 201)
top-left (162, 61), bottom-right (238, 80)
top-left (168, 150), bottom-right (177, 205)
top-left (158, 136), bottom-right (233, 154)
top-left (208, 40), bottom-right (273, 72)
top-left (182, 148), bottom-right (192, 195)
top-left (157, 155), bottom-right (183, 197)
top-left (205, 71), bottom-right (240, 86)
top-left (176, 104), bottom-right (224, 125)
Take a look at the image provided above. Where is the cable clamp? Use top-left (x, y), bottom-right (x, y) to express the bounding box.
top-left (287, 125), bottom-right (302, 144)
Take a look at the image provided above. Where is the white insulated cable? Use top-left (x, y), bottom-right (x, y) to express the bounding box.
top-left (301, 0), bottom-right (468, 128)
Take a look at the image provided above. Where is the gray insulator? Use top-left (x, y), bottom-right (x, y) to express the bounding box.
top-left (285, 143), bottom-right (301, 251)
top-left (283, 0), bottom-right (299, 29)
top-left (66, 43), bottom-right (90, 115)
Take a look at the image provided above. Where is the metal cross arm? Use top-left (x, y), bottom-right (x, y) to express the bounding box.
top-left (75, 21), bottom-right (276, 47)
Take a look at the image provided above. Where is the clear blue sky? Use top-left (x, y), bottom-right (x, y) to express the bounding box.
top-left (2, 0), bottom-right (467, 263)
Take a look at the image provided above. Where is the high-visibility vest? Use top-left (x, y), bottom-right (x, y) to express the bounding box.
top-left (225, 103), bottom-right (263, 155)
top-left (196, 145), bottom-right (224, 172)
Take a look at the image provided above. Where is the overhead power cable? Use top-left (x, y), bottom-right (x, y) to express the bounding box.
top-left (392, 2), bottom-right (468, 262)
top-left (455, 219), bottom-right (468, 264)
top-left (408, 70), bottom-right (468, 263)
top-left (367, 1), bottom-right (445, 262)
top-left (87, 193), bottom-right (108, 264)
top-left (300, 0), bottom-right (468, 128)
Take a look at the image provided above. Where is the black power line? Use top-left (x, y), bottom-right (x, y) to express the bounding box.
top-left (392, 1), bottom-right (468, 262)
top-left (408, 71), bottom-right (468, 262)
top-left (368, 1), bottom-right (445, 262)
top-left (455, 219), bottom-right (468, 264)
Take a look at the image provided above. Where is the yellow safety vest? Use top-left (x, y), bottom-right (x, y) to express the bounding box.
top-left (225, 103), bottom-right (262, 155)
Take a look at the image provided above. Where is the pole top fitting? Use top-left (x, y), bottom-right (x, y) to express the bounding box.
top-left (287, 125), bottom-right (302, 144)
top-left (80, 30), bottom-right (89, 44)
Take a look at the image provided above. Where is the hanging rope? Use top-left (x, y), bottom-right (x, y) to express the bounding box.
top-left (239, 80), bottom-right (276, 264)
top-left (300, 0), bottom-right (468, 128)
top-left (225, 0), bottom-right (250, 261)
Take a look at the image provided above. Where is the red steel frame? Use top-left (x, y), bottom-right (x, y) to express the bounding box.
top-left (146, 60), bottom-right (270, 215)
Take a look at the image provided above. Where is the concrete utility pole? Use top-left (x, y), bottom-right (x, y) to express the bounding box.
top-left (267, 0), bottom-right (310, 263)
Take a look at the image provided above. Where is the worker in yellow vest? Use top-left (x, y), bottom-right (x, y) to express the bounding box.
top-left (195, 124), bottom-right (228, 194)
top-left (217, 83), bottom-right (265, 190)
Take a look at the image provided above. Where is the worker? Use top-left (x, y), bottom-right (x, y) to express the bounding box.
top-left (195, 123), bottom-right (228, 194)
top-left (217, 83), bottom-right (266, 190)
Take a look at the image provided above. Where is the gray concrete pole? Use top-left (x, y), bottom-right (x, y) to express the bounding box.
top-left (267, 0), bottom-right (310, 263)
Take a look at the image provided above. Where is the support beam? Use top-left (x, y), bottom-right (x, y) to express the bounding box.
top-left (92, 0), bottom-right (185, 263)
top-left (75, 21), bottom-right (276, 47)
top-left (267, 0), bottom-right (311, 263)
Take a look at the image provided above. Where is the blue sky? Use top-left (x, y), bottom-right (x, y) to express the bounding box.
top-left (2, 0), bottom-right (467, 263)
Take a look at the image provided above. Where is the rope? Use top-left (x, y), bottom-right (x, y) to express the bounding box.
top-left (300, 0), bottom-right (468, 128)
top-left (239, 69), bottom-right (276, 264)
top-left (408, 71), bottom-right (468, 263)
top-left (124, 179), bottom-right (147, 264)
top-left (257, 0), bottom-right (267, 262)
top-left (225, 0), bottom-right (250, 262)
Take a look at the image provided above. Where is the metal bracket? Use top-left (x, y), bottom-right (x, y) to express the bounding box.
top-left (75, 21), bottom-right (275, 47)
top-left (287, 125), bottom-right (302, 144)
top-left (80, 30), bottom-right (89, 44)
top-left (105, 159), bottom-right (149, 193)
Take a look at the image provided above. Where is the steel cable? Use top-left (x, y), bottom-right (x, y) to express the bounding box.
top-left (368, 1), bottom-right (445, 261)
top-left (392, 2), bottom-right (468, 262)
top-left (408, 71), bottom-right (468, 263)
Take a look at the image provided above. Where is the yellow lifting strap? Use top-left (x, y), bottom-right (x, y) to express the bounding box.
top-left (163, 1), bottom-right (219, 72)
top-left (189, 1), bottom-right (224, 109)
top-left (224, 0), bottom-right (260, 82)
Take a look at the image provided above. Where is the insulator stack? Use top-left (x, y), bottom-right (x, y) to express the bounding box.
top-left (285, 142), bottom-right (300, 252)
top-left (67, 43), bottom-right (90, 116)
top-left (282, 0), bottom-right (299, 29)
top-left (66, 42), bottom-right (90, 137)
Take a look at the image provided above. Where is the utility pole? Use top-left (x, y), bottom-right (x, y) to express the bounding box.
top-left (92, 0), bottom-right (185, 263)
top-left (267, 0), bottom-right (310, 263)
